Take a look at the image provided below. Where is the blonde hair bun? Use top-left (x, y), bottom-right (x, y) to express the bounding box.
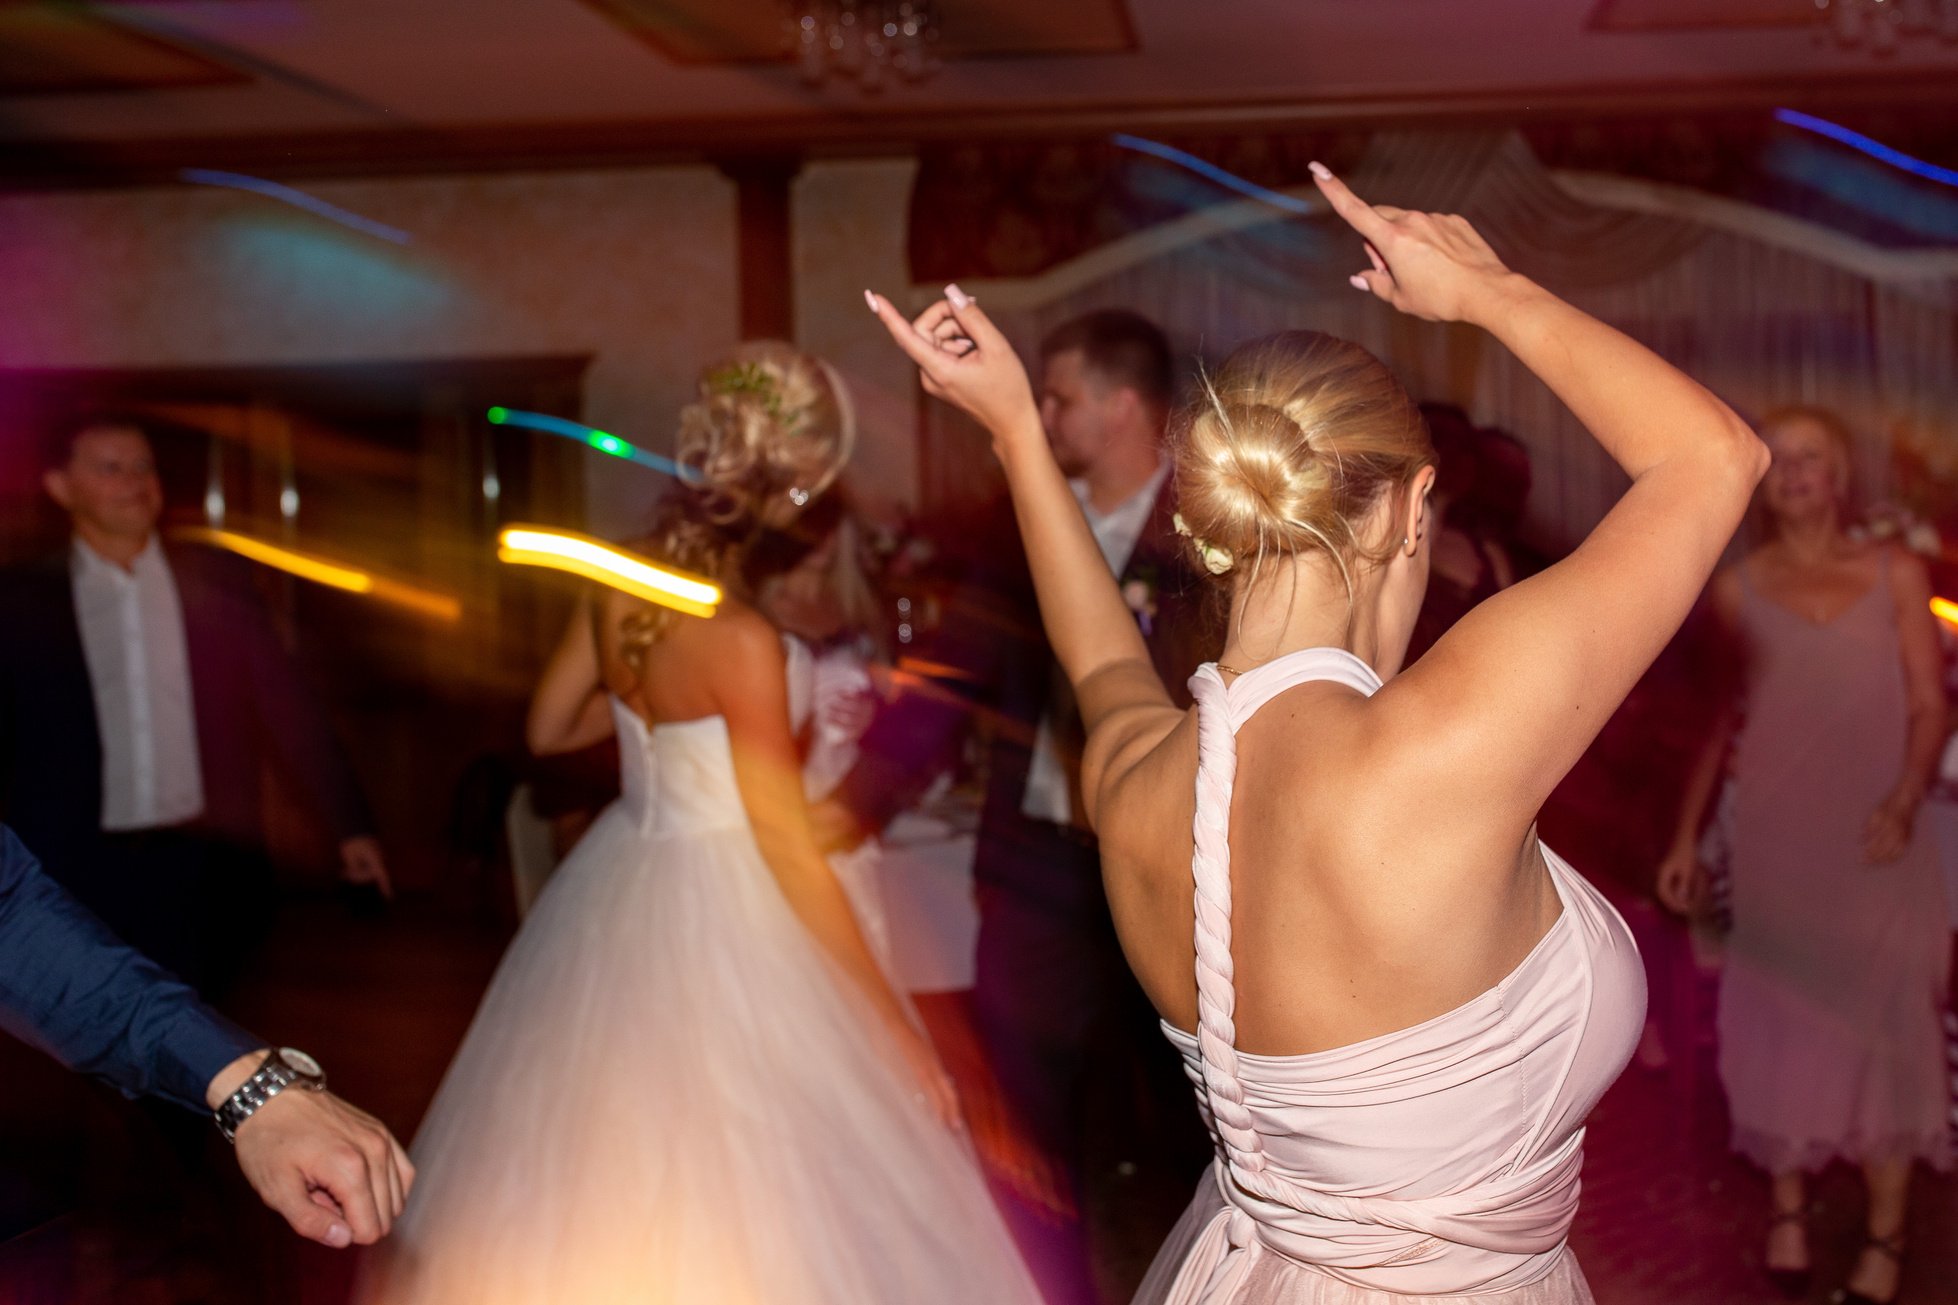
top-left (1174, 330), bottom-right (1429, 582)
top-left (676, 340), bottom-right (855, 529)
top-left (616, 342), bottom-right (855, 666)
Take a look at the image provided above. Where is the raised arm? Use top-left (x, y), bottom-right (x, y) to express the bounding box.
top-left (1311, 167), bottom-right (1770, 823)
top-left (866, 290), bottom-right (1184, 825)
top-left (527, 597), bottom-right (618, 756)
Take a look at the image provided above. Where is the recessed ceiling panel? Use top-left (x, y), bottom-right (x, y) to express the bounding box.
top-left (580, 0), bottom-right (1134, 64)
top-left (0, 3), bottom-right (248, 95)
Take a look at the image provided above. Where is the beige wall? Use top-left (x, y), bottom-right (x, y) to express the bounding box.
top-left (792, 157), bottom-right (921, 521)
top-left (0, 165), bottom-right (741, 535)
top-left (0, 159), bottom-right (925, 527)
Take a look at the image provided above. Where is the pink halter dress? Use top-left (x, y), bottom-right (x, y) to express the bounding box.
top-left (1136, 649), bottom-right (1645, 1304)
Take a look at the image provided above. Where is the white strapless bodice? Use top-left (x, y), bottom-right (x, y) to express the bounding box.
top-left (611, 703), bottom-right (747, 839)
top-left (610, 637), bottom-right (816, 839)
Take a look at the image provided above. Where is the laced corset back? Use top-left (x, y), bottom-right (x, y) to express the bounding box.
top-left (1165, 648), bottom-right (1644, 1300)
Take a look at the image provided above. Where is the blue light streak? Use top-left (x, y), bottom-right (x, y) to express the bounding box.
top-left (1111, 134), bottom-right (1315, 215)
top-left (487, 408), bottom-right (700, 482)
top-left (179, 169), bottom-right (415, 244)
top-left (1773, 109), bottom-right (1958, 189)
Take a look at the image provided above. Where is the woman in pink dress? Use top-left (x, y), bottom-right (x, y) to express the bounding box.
top-left (1658, 407), bottom-right (1950, 1305)
top-left (868, 164), bottom-right (1767, 1302)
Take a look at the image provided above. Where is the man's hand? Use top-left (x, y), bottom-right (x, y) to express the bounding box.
top-left (338, 836), bottom-right (393, 900)
top-left (207, 1051), bottom-right (415, 1248)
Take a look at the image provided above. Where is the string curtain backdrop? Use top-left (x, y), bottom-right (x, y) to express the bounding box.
top-left (915, 128), bottom-right (1958, 560)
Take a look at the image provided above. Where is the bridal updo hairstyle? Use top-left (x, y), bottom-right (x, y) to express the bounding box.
top-left (674, 341), bottom-right (852, 532)
top-left (620, 341), bottom-right (854, 661)
top-left (1173, 330), bottom-right (1431, 593)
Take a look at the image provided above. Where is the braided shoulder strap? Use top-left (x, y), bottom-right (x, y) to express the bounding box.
top-left (1187, 667), bottom-right (1266, 1174)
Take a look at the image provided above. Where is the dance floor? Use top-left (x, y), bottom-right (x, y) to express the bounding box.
top-left (1, 889), bottom-right (1951, 1304)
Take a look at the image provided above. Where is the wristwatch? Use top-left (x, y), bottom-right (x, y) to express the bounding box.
top-left (213, 1047), bottom-right (328, 1143)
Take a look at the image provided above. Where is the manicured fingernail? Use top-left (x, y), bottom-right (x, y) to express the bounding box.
top-left (1309, 161), bottom-right (1332, 180)
top-left (1349, 274), bottom-right (1368, 291)
top-left (945, 283), bottom-right (971, 309)
top-left (864, 289), bottom-right (879, 313)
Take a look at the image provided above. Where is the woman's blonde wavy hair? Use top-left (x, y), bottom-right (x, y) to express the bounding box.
top-left (1173, 330), bottom-right (1431, 599)
top-left (618, 341), bottom-right (855, 665)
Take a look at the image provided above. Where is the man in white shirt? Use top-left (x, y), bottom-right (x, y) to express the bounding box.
top-left (1016, 347), bottom-right (1174, 829)
top-left (0, 417), bottom-right (388, 995)
top-left (829, 311), bottom-right (1219, 1304)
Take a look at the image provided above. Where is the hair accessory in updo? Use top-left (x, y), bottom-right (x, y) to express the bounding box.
top-left (676, 341), bottom-right (855, 529)
top-left (1173, 512), bottom-right (1236, 576)
top-left (617, 342), bottom-right (855, 670)
top-left (702, 361), bottom-right (803, 432)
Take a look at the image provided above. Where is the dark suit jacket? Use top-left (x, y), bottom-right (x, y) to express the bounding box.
top-left (0, 543), bottom-right (372, 882)
top-left (839, 476), bottom-right (1221, 908)
top-left (0, 825), bottom-right (258, 1113)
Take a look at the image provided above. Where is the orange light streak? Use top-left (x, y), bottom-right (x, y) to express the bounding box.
top-left (172, 526), bottom-right (461, 622)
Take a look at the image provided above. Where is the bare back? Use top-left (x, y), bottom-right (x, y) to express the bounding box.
top-left (598, 587), bottom-right (778, 729)
top-left (1099, 668), bottom-right (1564, 1059)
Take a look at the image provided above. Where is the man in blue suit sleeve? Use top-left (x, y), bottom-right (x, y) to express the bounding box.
top-left (0, 826), bottom-right (411, 1248)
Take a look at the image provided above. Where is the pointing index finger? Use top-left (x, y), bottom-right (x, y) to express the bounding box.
top-left (866, 291), bottom-right (947, 377)
top-left (1310, 164), bottom-right (1393, 244)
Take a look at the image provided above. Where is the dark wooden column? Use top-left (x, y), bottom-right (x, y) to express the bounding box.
top-left (718, 154), bottom-right (801, 341)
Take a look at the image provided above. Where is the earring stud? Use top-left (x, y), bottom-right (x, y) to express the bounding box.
top-left (788, 487), bottom-right (809, 507)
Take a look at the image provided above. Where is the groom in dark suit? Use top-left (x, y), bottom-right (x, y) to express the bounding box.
top-left (0, 416), bottom-right (388, 995)
top-left (828, 310), bottom-right (1218, 1302)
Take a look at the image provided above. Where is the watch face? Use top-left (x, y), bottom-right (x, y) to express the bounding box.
top-left (280, 1048), bottom-right (323, 1079)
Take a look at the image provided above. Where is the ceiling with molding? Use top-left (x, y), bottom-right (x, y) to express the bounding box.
top-left (3, 0), bottom-right (1956, 182)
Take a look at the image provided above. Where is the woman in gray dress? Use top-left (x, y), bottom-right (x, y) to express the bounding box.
top-left (1659, 406), bottom-right (1951, 1305)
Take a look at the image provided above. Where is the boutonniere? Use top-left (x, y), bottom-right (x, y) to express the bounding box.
top-left (1122, 563), bottom-right (1159, 637)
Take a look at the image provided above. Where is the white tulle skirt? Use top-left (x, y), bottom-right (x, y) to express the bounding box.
top-left (356, 803), bottom-right (1041, 1304)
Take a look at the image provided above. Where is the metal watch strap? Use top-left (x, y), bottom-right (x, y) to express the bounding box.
top-left (214, 1049), bottom-right (326, 1143)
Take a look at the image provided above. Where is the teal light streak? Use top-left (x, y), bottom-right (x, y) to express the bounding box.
top-left (485, 407), bottom-right (699, 482)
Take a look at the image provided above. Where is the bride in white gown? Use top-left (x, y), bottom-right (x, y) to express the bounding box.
top-left (358, 343), bottom-right (1041, 1304)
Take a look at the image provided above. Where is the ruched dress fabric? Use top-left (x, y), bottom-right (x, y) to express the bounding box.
top-left (356, 642), bottom-right (1040, 1305)
top-left (1134, 649), bottom-right (1645, 1304)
